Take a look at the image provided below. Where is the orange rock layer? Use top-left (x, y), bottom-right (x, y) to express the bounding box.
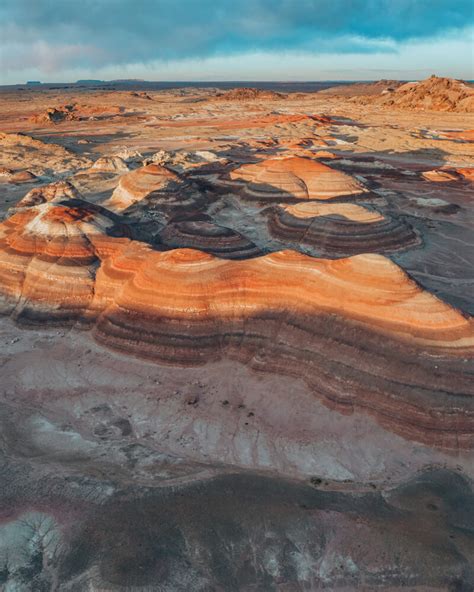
top-left (221, 156), bottom-right (367, 200)
top-left (0, 201), bottom-right (473, 448)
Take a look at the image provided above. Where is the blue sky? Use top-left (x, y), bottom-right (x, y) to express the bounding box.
top-left (0, 0), bottom-right (473, 83)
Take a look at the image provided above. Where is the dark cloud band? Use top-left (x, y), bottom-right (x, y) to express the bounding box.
top-left (1, 0), bottom-right (472, 72)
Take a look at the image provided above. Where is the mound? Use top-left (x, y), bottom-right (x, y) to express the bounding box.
top-left (319, 79), bottom-right (403, 96)
top-left (357, 76), bottom-right (474, 112)
top-left (267, 202), bottom-right (420, 255)
top-left (0, 200), bottom-right (129, 324)
top-left (90, 156), bottom-right (130, 173)
top-left (159, 220), bottom-right (262, 259)
top-left (0, 132), bottom-right (90, 175)
top-left (220, 156), bottom-right (367, 200)
top-left (105, 163), bottom-right (205, 217)
top-left (12, 180), bottom-right (82, 212)
top-left (30, 103), bottom-right (124, 124)
top-left (215, 87), bottom-right (286, 101)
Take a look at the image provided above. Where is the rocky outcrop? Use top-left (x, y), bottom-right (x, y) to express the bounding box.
top-left (355, 76), bottom-right (474, 112)
top-left (90, 156), bottom-right (130, 173)
top-left (0, 169), bottom-right (37, 184)
top-left (219, 156), bottom-right (367, 200)
top-left (144, 149), bottom-right (228, 173)
top-left (215, 87), bottom-right (286, 101)
top-left (105, 164), bottom-right (205, 216)
top-left (0, 203), bottom-right (472, 449)
top-left (12, 180), bottom-right (81, 212)
top-left (267, 201), bottom-right (420, 255)
top-left (30, 103), bottom-right (124, 124)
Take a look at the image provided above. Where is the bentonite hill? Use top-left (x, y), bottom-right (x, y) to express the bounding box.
top-left (0, 73), bottom-right (473, 591)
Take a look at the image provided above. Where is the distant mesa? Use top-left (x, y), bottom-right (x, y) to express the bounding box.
top-left (219, 156), bottom-right (367, 200)
top-left (76, 79), bottom-right (104, 84)
top-left (26, 81), bottom-right (41, 85)
top-left (267, 201), bottom-right (421, 256)
top-left (319, 79), bottom-right (404, 97)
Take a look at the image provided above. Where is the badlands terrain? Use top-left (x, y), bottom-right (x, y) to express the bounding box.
top-left (0, 76), bottom-right (473, 591)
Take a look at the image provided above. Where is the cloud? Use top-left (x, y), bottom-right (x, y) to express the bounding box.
top-left (0, 0), bottom-right (472, 80)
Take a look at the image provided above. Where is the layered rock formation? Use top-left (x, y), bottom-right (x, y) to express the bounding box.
top-left (159, 220), bottom-right (262, 259)
top-left (0, 200), bottom-right (129, 324)
top-left (105, 163), bottom-right (205, 216)
top-left (220, 156), bottom-right (367, 200)
top-left (0, 201), bottom-right (472, 448)
top-left (267, 201), bottom-right (421, 255)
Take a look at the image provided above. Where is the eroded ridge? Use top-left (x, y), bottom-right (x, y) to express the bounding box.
top-left (0, 200), bottom-right (473, 449)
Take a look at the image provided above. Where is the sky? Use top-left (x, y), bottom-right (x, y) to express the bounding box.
top-left (0, 0), bottom-right (473, 84)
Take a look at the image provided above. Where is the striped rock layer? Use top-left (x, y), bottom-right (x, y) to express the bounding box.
top-left (267, 202), bottom-right (420, 255)
top-left (159, 220), bottom-right (262, 259)
top-left (105, 163), bottom-right (204, 214)
top-left (221, 156), bottom-right (367, 200)
top-left (0, 201), bottom-right (473, 448)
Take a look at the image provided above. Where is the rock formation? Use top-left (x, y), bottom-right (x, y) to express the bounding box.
top-left (422, 169), bottom-right (460, 182)
top-left (355, 76), bottom-right (474, 112)
top-left (145, 149), bottom-right (227, 173)
top-left (30, 103), bottom-right (124, 124)
top-left (0, 200), bottom-right (472, 448)
top-left (215, 87), bottom-right (286, 101)
top-left (90, 155), bottom-right (130, 173)
top-left (220, 156), bottom-right (367, 200)
top-left (12, 180), bottom-right (81, 212)
top-left (0, 200), bottom-right (129, 324)
top-left (105, 163), bottom-right (205, 215)
top-left (159, 219), bottom-right (262, 259)
top-left (0, 132), bottom-right (91, 176)
top-left (267, 201), bottom-right (420, 255)
top-left (0, 169), bottom-right (37, 184)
